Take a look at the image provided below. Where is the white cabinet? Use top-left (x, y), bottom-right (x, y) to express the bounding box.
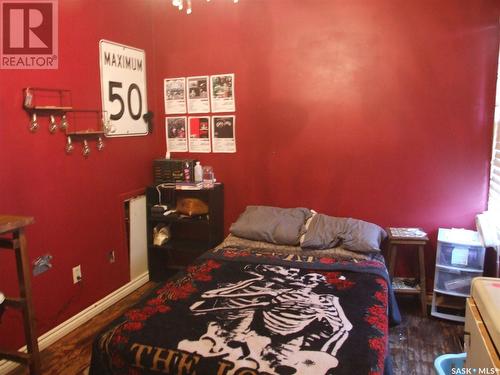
top-left (431, 228), bottom-right (485, 322)
top-left (464, 277), bottom-right (500, 370)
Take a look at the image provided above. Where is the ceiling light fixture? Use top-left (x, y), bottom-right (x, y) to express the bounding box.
top-left (171, 0), bottom-right (239, 15)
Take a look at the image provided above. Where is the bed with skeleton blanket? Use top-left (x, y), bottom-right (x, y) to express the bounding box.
top-left (90, 207), bottom-right (400, 375)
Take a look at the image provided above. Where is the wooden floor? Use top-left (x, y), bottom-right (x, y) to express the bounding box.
top-left (390, 296), bottom-right (464, 374)
top-left (7, 286), bottom-right (463, 375)
top-left (7, 282), bottom-right (158, 375)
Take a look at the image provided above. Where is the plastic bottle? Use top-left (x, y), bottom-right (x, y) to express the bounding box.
top-left (194, 161), bottom-right (203, 182)
top-left (183, 162), bottom-right (191, 182)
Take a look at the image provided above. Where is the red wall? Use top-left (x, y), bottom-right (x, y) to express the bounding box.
top-left (154, 1), bottom-right (498, 284)
top-left (0, 0), bottom-right (162, 349)
top-left (0, 0), bottom-right (498, 351)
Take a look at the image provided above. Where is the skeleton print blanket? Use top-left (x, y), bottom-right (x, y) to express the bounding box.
top-left (90, 246), bottom-right (400, 375)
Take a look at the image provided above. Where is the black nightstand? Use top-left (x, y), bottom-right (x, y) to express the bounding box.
top-left (146, 183), bottom-right (224, 281)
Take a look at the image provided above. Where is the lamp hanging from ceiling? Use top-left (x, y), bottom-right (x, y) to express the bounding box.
top-left (172, 0), bottom-right (239, 15)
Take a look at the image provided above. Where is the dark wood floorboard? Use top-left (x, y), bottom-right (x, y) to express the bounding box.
top-left (7, 286), bottom-right (464, 375)
top-left (390, 296), bottom-right (464, 375)
top-left (7, 282), bottom-right (158, 375)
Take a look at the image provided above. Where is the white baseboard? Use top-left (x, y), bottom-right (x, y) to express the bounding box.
top-left (0, 272), bottom-right (149, 375)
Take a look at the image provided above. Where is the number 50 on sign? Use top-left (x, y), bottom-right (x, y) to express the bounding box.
top-left (99, 40), bottom-right (148, 137)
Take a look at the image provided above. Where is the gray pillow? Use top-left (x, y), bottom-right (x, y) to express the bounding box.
top-left (301, 214), bottom-right (386, 252)
top-left (229, 206), bottom-right (312, 245)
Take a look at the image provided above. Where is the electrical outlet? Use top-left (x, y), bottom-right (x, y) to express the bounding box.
top-left (72, 265), bottom-right (82, 284)
top-left (107, 250), bottom-right (115, 263)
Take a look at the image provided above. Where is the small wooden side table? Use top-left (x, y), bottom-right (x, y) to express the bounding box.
top-left (386, 227), bottom-right (429, 317)
top-left (0, 215), bottom-right (40, 374)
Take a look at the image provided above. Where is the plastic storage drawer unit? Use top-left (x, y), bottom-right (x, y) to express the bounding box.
top-left (437, 243), bottom-right (485, 271)
top-left (435, 267), bottom-right (482, 296)
top-left (431, 228), bottom-right (485, 322)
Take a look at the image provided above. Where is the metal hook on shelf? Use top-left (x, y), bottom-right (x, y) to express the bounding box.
top-left (82, 139), bottom-right (90, 158)
top-left (97, 136), bottom-right (104, 151)
top-left (65, 136), bottom-right (74, 154)
top-left (29, 113), bottom-right (39, 132)
top-left (49, 115), bottom-right (58, 134)
top-left (60, 114), bottom-right (69, 130)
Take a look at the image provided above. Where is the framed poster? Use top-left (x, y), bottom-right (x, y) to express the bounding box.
top-left (212, 115), bottom-right (236, 153)
top-left (188, 116), bottom-right (211, 153)
top-left (187, 76), bottom-right (210, 113)
top-left (166, 117), bottom-right (188, 152)
top-left (210, 73), bottom-right (235, 112)
top-left (164, 77), bottom-right (186, 114)
top-left (99, 40), bottom-right (148, 137)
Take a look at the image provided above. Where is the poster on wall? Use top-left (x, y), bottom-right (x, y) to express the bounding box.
top-left (99, 40), bottom-right (148, 137)
top-left (164, 78), bottom-right (186, 114)
top-left (187, 76), bottom-right (210, 113)
top-left (166, 117), bottom-right (188, 152)
top-left (210, 73), bottom-right (235, 113)
top-left (212, 116), bottom-right (236, 153)
top-left (188, 116), bottom-right (211, 153)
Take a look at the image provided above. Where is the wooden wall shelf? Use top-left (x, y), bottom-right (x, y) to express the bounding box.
top-left (67, 130), bottom-right (105, 136)
top-left (24, 106), bottom-right (74, 112)
top-left (22, 88), bottom-right (109, 157)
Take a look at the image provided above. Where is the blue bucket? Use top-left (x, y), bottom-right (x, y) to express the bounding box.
top-left (434, 353), bottom-right (467, 375)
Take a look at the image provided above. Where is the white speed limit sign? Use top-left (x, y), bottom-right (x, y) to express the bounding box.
top-left (99, 40), bottom-right (148, 137)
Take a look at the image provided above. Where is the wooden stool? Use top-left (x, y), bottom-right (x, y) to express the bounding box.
top-left (0, 215), bottom-right (41, 374)
top-left (386, 227), bottom-right (429, 317)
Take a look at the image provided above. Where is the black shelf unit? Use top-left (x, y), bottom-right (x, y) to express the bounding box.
top-left (146, 183), bottom-right (224, 281)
